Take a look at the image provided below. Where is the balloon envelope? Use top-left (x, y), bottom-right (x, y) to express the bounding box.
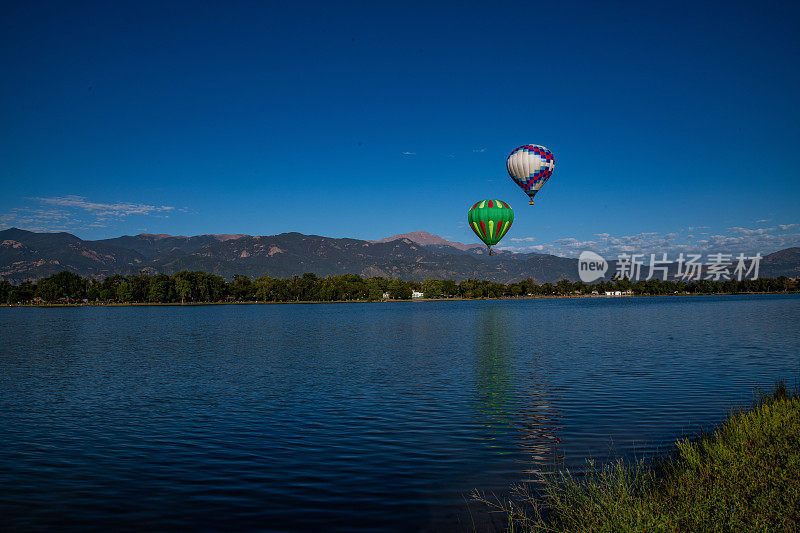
top-left (468, 199), bottom-right (514, 254)
top-left (507, 145), bottom-right (555, 204)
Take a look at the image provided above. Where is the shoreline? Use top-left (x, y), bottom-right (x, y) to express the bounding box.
top-left (3, 291), bottom-right (796, 308)
top-left (474, 382), bottom-right (800, 531)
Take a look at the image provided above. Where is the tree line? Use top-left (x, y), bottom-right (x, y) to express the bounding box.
top-left (0, 270), bottom-right (797, 305)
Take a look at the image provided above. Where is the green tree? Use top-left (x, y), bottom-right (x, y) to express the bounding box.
top-left (0, 280), bottom-right (11, 304)
top-left (485, 281), bottom-right (505, 298)
top-left (506, 282), bottom-right (525, 297)
top-left (421, 279), bottom-right (444, 298)
top-left (230, 274), bottom-right (255, 301)
top-left (86, 279), bottom-right (102, 301)
top-left (458, 278), bottom-right (480, 298)
top-left (34, 277), bottom-right (60, 302)
top-left (35, 271), bottom-right (86, 302)
top-left (116, 281), bottom-right (133, 303)
top-left (365, 283), bottom-right (384, 301)
top-left (365, 277), bottom-right (390, 291)
top-left (555, 279), bottom-right (574, 295)
top-left (615, 276), bottom-right (632, 292)
top-left (200, 272), bottom-right (227, 301)
top-left (175, 279), bottom-right (192, 303)
top-left (441, 279), bottom-right (458, 297)
top-left (99, 275), bottom-right (123, 301)
top-left (340, 273), bottom-right (368, 300)
top-left (520, 278), bottom-right (538, 295)
top-left (388, 279), bottom-right (412, 299)
top-left (9, 281), bottom-right (36, 304)
top-left (128, 274), bottom-right (151, 302)
top-left (253, 276), bottom-right (290, 301)
top-left (148, 274), bottom-right (174, 303)
top-left (776, 276), bottom-right (792, 292)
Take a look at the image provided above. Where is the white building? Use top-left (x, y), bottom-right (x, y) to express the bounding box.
top-left (411, 290), bottom-right (424, 298)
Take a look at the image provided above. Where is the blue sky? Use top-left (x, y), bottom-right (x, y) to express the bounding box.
top-left (1, 1), bottom-right (798, 257)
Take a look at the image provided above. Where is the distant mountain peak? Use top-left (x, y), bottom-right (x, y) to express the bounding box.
top-left (135, 233), bottom-right (249, 241)
top-left (373, 231), bottom-right (481, 252)
top-left (138, 233), bottom-right (182, 240)
top-left (214, 234), bottom-right (250, 241)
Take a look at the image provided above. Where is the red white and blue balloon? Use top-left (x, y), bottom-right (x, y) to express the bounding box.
top-left (507, 145), bottom-right (555, 205)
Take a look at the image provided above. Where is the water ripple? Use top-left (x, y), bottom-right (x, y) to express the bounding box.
top-left (1, 295), bottom-right (798, 531)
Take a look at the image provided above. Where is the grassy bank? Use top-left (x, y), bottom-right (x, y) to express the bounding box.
top-left (475, 383), bottom-right (799, 532)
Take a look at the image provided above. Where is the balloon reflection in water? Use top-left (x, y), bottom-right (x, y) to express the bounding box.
top-left (473, 304), bottom-right (563, 484)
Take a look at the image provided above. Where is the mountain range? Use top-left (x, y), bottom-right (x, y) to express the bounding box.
top-left (1, 227), bottom-right (798, 284)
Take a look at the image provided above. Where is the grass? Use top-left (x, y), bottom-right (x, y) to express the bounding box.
top-left (473, 382), bottom-right (800, 532)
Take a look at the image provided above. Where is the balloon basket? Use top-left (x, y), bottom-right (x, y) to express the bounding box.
top-left (529, 199), bottom-right (534, 205)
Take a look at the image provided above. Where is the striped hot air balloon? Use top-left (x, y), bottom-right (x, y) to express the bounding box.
top-left (507, 144), bottom-right (555, 205)
top-left (468, 199), bottom-right (514, 255)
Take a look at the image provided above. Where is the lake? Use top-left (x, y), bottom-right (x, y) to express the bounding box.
top-left (1, 295), bottom-right (798, 531)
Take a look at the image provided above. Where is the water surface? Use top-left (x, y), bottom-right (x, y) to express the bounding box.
top-left (1, 295), bottom-right (798, 531)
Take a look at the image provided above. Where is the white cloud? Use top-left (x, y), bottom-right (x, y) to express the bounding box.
top-left (1, 195), bottom-right (180, 233)
top-left (472, 148), bottom-right (486, 153)
top-left (730, 224), bottom-right (798, 235)
top-left (34, 195), bottom-right (174, 217)
top-left (0, 207), bottom-right (73, 232)
top-left (730, 226), bottom-right (771, 236)
top-left (401, 151), bottom-right (416, 156)
top-left (502, 224), bottom-right (800, 258)
top-left (497, 243), bottom-right (545, 252)
top-left (509, 237), bottom-right (536, 242)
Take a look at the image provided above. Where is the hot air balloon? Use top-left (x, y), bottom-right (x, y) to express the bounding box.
top-left (507, 145), bottom-right (555, 205)
top-left (468, 199), bottom-right (514, 255)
